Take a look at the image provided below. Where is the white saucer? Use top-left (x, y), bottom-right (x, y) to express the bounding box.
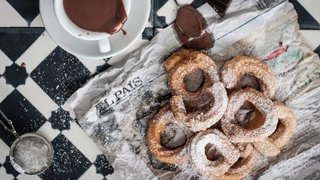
top-left (39, 0), bottom-right (150, 59)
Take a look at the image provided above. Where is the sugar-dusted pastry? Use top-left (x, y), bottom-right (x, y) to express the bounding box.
top-left (253, 101), bottom-right (296, 156)
top-left (215, 143), bottom-right (258, 180)
top-left (221, 55), bottom-right (276, 98)
top-left (146, 105), bottom-right (191, 164)
top-left (189, 129), bottom-right (240, 176)
top-left (168, 51), bottom-right (219, 101)
top-left (164, 49), bottom-right (193, 71)
top-left (221, 88), bottom-right (278, 143)
top-left (170, 82), bottom-right (228, 132)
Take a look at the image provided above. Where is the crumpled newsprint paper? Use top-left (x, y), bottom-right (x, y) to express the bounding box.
top-left (68, 1), bottom-right (320, 179)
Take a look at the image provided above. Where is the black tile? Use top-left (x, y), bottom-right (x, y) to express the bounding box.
top-left (191, 0), bottom-right (206, 8)
top-left (39, 134), bottom-right (92, 180)
top-left (0, 27), bottom-right (45, 61)
top-left (3, 63), bottom-right (28, 88)
top-left (315, 45), bottom-right (320, 56)
top-left (93, 154), bottom-right (114, 176)
top-left (7, 0), bottom-right (40, 25)
top-left (150, 0), bottom-right (169, 28)
top-left (3, 156), bottom-right (20, 178)
top-left (142, 27), bottom-right (154, 41)
top-left (48, 108), bottom-right (73, 132)
top-left (0, 90), bottom-right (47, 146)
top-left (95, 62), bottom-right (112, 74)
top-left (30, 47), bottom-right (91, 106)
top-left (290, 0), bottom-right (320, 30)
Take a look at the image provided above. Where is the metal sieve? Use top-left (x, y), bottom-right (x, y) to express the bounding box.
top-left (0, 110), bottom-right (54, 175)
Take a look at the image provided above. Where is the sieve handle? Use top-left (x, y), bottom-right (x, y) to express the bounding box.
top-left (0, 110), bottom-right (20, 139)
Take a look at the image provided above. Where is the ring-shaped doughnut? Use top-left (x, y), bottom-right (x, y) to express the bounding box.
top-left (170, 82), bottom-right (228, 132)
top-left (221, 55), bottom-right (276, 98)
top-left (164, 49), bottom-right (193, 71)
top-left (146, 105), bottom-right (191, 164)
top-left (215, 144), bottom-right (258, 180)
top-left (168, 51), bottom-right (219, 100)
top-left (221, 88), bottom-right (278, 143)
top-left (189, 129), bottom-right (240, 176)
top-left (253, 102), bottom-right (296, 156)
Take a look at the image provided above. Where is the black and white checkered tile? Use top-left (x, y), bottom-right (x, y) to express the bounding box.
top-left (0, 0), bottom-right (319, 179)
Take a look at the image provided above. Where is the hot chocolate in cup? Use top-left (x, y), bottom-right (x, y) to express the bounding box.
top-left (54, 0), bottom-right (130, 53)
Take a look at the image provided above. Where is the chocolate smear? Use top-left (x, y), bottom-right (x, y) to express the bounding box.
top-left (184, 31), bottom-right (214, 49)
top-left (174, 5), bottom-right (214, 50)
top-left (64, 0), bottom-right (127, 34)
top-left (205, 144), bottom-right (221, 161)
top-left (160, 123), bottom-right (187, 149)
top-left (175, 5), bottom-right (206, 38)
top-left (174, 23), bottom-right (190, 44)
top-left (184, 69), bottom-right (205, 92)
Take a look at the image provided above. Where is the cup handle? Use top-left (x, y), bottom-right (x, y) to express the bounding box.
top-left (98, 38), bottom-right (111, 53)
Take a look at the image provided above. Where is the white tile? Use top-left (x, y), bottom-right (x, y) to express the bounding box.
top-left (0, 50), bottom-right (13, 74)
top-left (0, 77), bottom-right (14, 102)
top-left (298, 0), bottom-right (320, 23)
top-left (16, 31), bottom-right (57, 74)
top-left (61, 103), bottom-right (76, 119)
top-left (157, 0), bottom-right (179, 25)
top-left (17, 78), bottom-right (59, 119)
top-left (0, 0), bottom-right (28, 27)
top-left (0, 139), bottom-right (10, 164)
top-left (0, 168), bottom-right (14, 180)
top-left (175, 0), bottom-right (194, 6)
top-left (36, 121), bottom-right (60, 141)
top-left (62, 122), bottom-right (102, 162)
top-left (300, 30), bottom-right (320, 50)
top-left (76, 57), bottom-right (105, 74)
top-left (106, 170), bottom-right (123, 180)
top-left (30, 14), bottom-right (44, 27)
top-left (78, 165), bottom-right (104, 180)
top-left (16, 174), bottom-right (41, 180)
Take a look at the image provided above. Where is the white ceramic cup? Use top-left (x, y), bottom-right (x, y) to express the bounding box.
top-left (54, 0), bottom-right (131, 53)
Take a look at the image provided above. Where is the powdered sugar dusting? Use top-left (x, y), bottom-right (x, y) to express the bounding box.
top-left (189, 129), bottom-right (240, 176)
top-left (10, 137), bottom-right (50, 174)
top-left (221, 55), bottom-right (276, 98)
top-left (221, 88), bottom-right (278, 143)
top-left (188, 82), bottom-right (228, 132)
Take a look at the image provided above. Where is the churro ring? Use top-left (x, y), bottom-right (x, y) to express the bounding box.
top-left (146, 105), bottom-right (191, 164)
top-left (189, 129), bottom-right (240, 176)
top-left (164, 49), bottom-right (193, 71)
top-left (215, 144), bottom-right (258, 180)
top-left (221, 88), bottom-right (278, 143)
top-left (221, 55), bottom-right (276, 98)
top-left (168, 51), bottom-right (219, 100)
top-left (170, 82), bottom-right (228, 132)
top-left (253, 102), bottom-right (296, 156)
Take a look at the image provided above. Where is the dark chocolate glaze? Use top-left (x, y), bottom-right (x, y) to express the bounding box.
top-left (175, 5), bottom-right (206, 38)
top-left (183, 69), bottom-right (205, 92)
top-left (205, 143), bottom-right (221, 161)
top-left (174, 5), bottom-right (214, 50)
top-left (174, 23), bottom-right (190, 43)
top-left (160, 123), bottom-right (187, 149)
top-left (63, 0), bottom-right (127, 34)
top-left (184, 31), bottom-right (214, 50)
